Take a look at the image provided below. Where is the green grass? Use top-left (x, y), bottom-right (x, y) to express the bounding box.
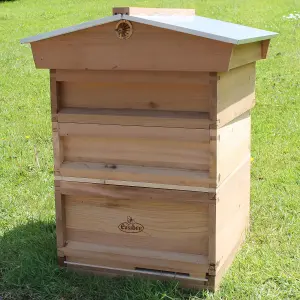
top-left (0, 0), bottom-right (299, 299)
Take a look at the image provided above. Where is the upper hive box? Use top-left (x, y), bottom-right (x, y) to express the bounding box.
top-left (21, 7), bottom-right (277, 291)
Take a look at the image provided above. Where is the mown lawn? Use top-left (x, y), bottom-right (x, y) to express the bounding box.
top-left (0, 0), bottom-right (299, 299)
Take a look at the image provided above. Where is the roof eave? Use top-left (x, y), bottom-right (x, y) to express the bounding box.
top-left (124, 15), bottom-right (278, 45)
top-left (20, 13), bottom-right (279, 45)
top-left (20, 14), bottom-right (121, 44)
top-left (235, 33), bottom-right (279, 45)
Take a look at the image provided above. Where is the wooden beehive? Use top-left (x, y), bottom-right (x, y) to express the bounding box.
top-left (21, 7), bottom-right (277, 291)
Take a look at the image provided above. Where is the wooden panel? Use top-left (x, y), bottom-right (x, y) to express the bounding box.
top-left (60, 162), bottom-right (214, 188)
top-left (217, 63), bottom-right (256, 127)
top-left (216, 111), bottom-right (251, 185)
top-left (62, 246), bottom-right (207, 278)
top-left (58, 108), bottom-right (211, 129)
top-left (216, 159), bottom-right (250, 232)
top-left (112, 7), bottom-right (196, 16)
top-left (60, 181), bottom-right (210, 254)
top-left (66, 261), bottom-right (209, 289)
top-left (60, 81), bottom-right (210, 112)
top-left (60, 123), bottom-right (210, 171)
top-left (55, 70), bottom-right (211, 85)
top-left (66, 254), bottom-right (207, 278)
top-left (214, 160), bottom-right (250, 270)
top-left (63, 192), bottom-right (209, 256)
top-left (208, 227), bottom-right (247, 291)
top-left (56, 175), bottom-right (215, 192)
top-left (63, 241), bottom-right (208, 264)
top-left (31, 21), bottom-right (233, 71)
top-left (58, 123), bottom-right (209, 141)
top-left (59, 181), bottom-right (210, 203)
top-left (215, 203), bottom-right (249, 271)
top-left (66, 228), bottom-right (209, 256)
top-left (229, 42), bottom-right (261, 70)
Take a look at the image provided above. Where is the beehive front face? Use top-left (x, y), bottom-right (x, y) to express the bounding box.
top-left (49, 60), bottom-right (255, 290)
top-left (52, 70), bottom-right (217, 189)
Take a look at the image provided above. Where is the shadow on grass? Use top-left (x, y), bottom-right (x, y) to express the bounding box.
top-left (0, 221), bottom-right (209, 300)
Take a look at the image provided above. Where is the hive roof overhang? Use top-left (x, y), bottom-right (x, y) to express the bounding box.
top-left (20, 14), bottom-right (278, 45)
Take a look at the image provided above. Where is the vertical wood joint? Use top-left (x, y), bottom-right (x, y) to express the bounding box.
top-left (51, 70), bottom-right (63, 174)
top-left (55, 188), bottom-right (67, 260)
top-left (209, 72), bottom-right (218, 121)
top-left (209, 124), bottom-right (217, 183)
top-left (208, 203), bottom-right (217, 268)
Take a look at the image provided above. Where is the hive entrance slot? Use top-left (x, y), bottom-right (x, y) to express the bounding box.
top-left (135, 267), bottom-right (190, 277)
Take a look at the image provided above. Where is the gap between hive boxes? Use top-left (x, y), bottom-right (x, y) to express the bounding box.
top-left (55, 155), bottom-right (250, 193)
top-left (54, 175), bottom-right (216, 193)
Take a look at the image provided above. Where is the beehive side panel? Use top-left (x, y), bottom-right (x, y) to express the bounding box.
top-left (216, 111), bottom-right (251, 185)
top-left (217, 63), bottom-right (256, 127)
top-left (31, 22), bottom-right (233, 71)
top-left (214, 159), bottom-right (250, 273)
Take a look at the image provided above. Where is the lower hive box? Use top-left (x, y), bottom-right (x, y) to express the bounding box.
top-left (55, 157), bottom-right (250, 290)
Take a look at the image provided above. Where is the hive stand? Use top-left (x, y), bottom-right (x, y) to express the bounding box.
top-left (21, 7), bottom-right (277, 291)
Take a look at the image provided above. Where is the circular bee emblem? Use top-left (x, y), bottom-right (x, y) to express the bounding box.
top-left (115, 20), bottom-right (133, 40)
top-left (118, 216), bottom-right (144, 233)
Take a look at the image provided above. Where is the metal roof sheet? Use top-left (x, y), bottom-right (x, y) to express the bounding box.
top-left (21, 14), bottom-right (278, 45)
top-left (125, 15), bottom-right (278, 44)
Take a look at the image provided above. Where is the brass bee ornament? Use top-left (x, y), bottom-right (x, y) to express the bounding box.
top-left (115, 20), bottom-right (133, 39)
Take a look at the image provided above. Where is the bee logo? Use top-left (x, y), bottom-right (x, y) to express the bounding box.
top-left (118, 216), bottom-right (144, 233)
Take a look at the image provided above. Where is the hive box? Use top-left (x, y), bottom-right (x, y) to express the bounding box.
top-left (21, 7), bottom-right (277, 290)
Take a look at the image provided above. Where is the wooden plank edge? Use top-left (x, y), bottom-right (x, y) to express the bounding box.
top-left (55, 176), bottom-right (216, 193)
top-left (65, 261), bottom-right (207, 282)
top-left (59, 241), bottom-right (208, 265)
top-left (57, 108), bottom-right (212, 129)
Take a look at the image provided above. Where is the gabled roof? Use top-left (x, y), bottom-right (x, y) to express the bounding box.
top-left (20, 14), bottom-right (278, 45)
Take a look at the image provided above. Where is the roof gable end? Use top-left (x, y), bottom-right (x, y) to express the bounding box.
top-left (21, 14), bottom-right (277, 45)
